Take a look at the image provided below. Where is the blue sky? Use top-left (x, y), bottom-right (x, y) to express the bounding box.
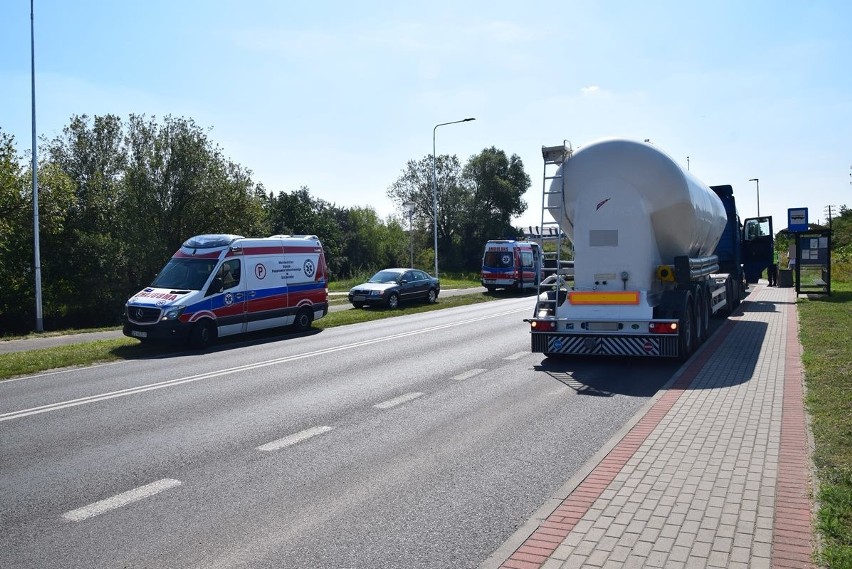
top-left (2, 1), bottom-right (850, 231)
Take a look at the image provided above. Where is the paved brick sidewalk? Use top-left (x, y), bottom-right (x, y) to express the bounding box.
top-left (483, 285), bottom-right (815, 569)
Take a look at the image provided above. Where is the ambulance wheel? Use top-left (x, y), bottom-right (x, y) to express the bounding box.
top-left (189, 320), bottom-right (215, 350)
top-left (426, 288), bottom-right (438, 304)
top-left (387, 293), bottom-right (399, 309)
top-left (293, 307), bottom-right (313, 331)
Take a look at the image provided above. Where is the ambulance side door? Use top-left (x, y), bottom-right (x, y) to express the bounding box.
top-left (245, 254), bottom-right (290, 332)
top-left (210, 257), bottom-right (248, 337)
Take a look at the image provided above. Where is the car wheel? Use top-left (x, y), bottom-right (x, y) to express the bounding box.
top-left (426, 289), bottom-right (437, 304)
top-left (189, 320), bottom-right (215, 350)
top-left (293, 307), bottom-right (313, 331)
top-left (387, 292), bottom-right (399, 309)
top-left (352, 302), bottom-right (364, 308)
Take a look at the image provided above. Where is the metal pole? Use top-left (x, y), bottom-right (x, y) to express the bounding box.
top-left (749, 178), bottom-right (760, 217)
top-left (432, 117), bottom-right (474, 278)
top-left (31, 0), bottom-right (44, 332)
top-left (408, 210), bottom-right (414, 268)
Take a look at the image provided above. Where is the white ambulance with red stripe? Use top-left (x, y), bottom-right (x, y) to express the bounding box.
top-left (123, 234), bottom-right (329, 348)
top-left (480, 239), bottom-right (542, 292)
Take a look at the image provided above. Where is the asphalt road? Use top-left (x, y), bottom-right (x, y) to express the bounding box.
top-left (0, 296), bottom-right (684, 569)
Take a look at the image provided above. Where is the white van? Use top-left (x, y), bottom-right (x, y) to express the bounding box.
top-left (123, 234), bottom-right (329, 348)
top-left (480, 239), bottom-right (542, 292)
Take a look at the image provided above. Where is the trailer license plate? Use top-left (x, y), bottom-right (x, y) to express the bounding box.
top-left (131, 330), bottom-right (148, 339)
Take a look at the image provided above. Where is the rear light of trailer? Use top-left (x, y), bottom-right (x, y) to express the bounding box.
top-left (649, 321), bottom-right (678, 334)
top-left (530, 319), bottom-right (556, 332)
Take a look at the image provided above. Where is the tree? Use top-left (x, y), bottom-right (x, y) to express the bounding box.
top-left (43, 114), bottom-right (129, 326)
top-left (122, 114), bottom-right (269, 287)
top-left (460, 147), bottom-right (530, 266)
top-left (387, 154), bottom-right (466, 270)
top-left (0, 129), bottom-right (76, 333)
top-left (266, 187), bottom-right (348, 276)
top-left (388, 148), bottom-right (531, 271)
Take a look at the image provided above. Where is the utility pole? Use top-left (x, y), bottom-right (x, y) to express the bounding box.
top-left (825, 205), bottom-right (836, 230)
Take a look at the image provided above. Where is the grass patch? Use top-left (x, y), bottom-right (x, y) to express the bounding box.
top-left (0, 337), bottom-right (142, 378)
top-left (798, 275), bottom-right (852, 566)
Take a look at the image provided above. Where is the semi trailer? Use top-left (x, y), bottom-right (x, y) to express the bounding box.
top-left (529, 138), bottom-right (773, 360)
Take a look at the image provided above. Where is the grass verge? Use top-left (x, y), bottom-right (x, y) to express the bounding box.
top-left (798, 278), bottom-right (852, 567)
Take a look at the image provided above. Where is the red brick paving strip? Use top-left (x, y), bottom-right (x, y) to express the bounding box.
top-left (771, 299), bottom-right (815, 569)
top-left (499, 320), bottom-right (737, 569)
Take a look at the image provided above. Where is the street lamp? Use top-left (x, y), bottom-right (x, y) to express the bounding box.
top-left (432, 117), bottom-right (475, 278)
top-left (403, 201), bottom-right (415, 268)
top-left (749, 178), bottom-right (760, 217)
top-left (31, 0), bottom-right (44, 332)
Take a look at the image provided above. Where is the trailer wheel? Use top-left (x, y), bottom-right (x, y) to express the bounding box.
top-left (189, 320), bottom-right (216, 350)
top-left (722, 278), bottom-right (735, 316)
top-left (694, 287), bottom-right (709, 346)
top-left (677, 292), bottom-right (694, 361)
top-left (293, 307), bottom-right (313, 332)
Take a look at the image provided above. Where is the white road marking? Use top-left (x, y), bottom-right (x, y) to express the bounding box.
top-left (374, 392), bottom-right (424, 409)
top-left (1, 306), bottom-right (528, 423)
top-left (503, 351), bottom-right (528, 360)
top-left (256, 425), bottom-right (333, 452)
top-left (62, 478), bottom-right (181, 522)
top-left (451, 368), bottom-right (487, 381)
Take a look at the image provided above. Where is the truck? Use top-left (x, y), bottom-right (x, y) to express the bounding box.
top-left (123, 234), bottom-right (329, 348)
top-left (529, 138), bottom-right (773, 360)
top-left (480, 239), bottom-right (542, 292)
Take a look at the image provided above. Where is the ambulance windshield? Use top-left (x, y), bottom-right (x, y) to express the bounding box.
top-left (151, 258), bottom-right (219, 290)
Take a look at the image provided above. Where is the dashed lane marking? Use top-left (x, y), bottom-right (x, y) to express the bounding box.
top-left (256, 425), bottom-right (334, 452)
top-left (62, 478), bottom-right (182, 522)
top-left (451, 368), bottom-right (487, 381)
top-left (373, 392), bottom-right (424, 409)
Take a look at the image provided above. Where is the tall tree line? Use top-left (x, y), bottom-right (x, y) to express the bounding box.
top-left (0, 116), bottom-right (531, 334)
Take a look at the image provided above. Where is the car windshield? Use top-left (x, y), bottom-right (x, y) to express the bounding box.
top-left (368, 270), bottom-right (403, 284)
top-left (151, 258), bottom-right (218, 290)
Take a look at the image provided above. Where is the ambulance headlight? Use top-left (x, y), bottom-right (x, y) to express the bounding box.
top-left (161, 305), bottom-right (187, 321)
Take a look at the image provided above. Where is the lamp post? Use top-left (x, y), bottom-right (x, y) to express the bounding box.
top-left (403, 201), bottom-right (415, 268)
top-left (749, 178), bottom-right (760, 217)
top-left (432, 117), bottom-right (475, 278)
top-left (31, 0), bottom-right (43, 332)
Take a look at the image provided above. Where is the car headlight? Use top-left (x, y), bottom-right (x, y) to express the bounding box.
top-left (161, 305), bottom-right (187, 321)
top-left (370, 290), bottom-right (382, 296)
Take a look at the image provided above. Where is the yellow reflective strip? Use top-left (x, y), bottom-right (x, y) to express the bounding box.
top-left (568, 291), bottom-right (640, 305)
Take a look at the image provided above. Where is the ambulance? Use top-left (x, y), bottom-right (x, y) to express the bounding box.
top-left (480, 239), bottom-right (542, 292)
top-left (123, 234), bottom-right (329, 348)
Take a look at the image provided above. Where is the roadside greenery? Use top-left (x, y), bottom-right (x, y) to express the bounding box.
top-left (798, 263), bottom-right (852, 567)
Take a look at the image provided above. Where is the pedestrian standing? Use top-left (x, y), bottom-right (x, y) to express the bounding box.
top-left (768, 249), bottom-right (778, 286)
